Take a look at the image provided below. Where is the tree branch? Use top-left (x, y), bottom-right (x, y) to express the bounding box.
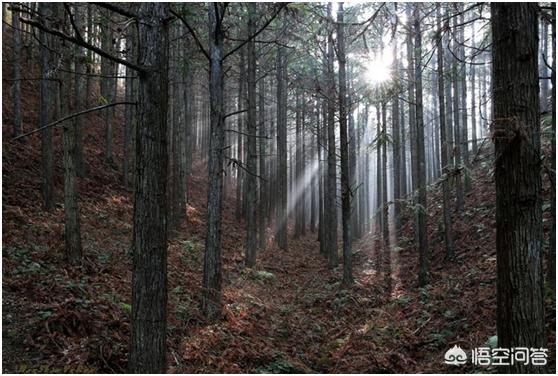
top-left (20, 17), bottom-right (146, 73)
top-left (226, 157), bottom-right (268, 182)
top-left (91, 3), bottom-right (138, 19)
top-left (170, 9), bottom-right (210, 61)
top-left (222, 3), bottom-right (287, 61)
top-left (224, 128), bottom-right (270, 139)
top-left (64, 3), bottom-right (84, 43)
top-left (13, 102), bottom-right (137, 141)
top-left (223, 109), bottom-right (248, 119)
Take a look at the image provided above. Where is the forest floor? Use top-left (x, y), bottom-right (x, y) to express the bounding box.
top-left (2, 43), bottom-right (556, 374)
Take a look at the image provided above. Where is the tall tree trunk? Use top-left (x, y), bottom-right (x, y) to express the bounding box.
top-left (491, 3), bottom-right (547, 373)
top-left (258, 70), bottom-right (268, 250)
top-left (348, 68), bottom-right (358, 239)
top-left (337, 3), bottom-right (352, 284)
top-left (38, 2), bottom-right (54, 211)
top-left (375, 104), bottom-right (382, 235)
top-left (300, 101), bottom-right (306, 236)
top-left (12, 6), bottom-right (22, 139)
top-left (123, 26), bottom-right (134, 188)
top-left (202, 2), bottom-right (226, 320)
top-left (236, 48), bottom-right (245, 221)
top-left (129, 3), bottom-right (170, 373)
top-left (295, 89), bottom-right (303, 238)
top-left (101, 9), bottom-right (114, 164)
top-left (437, 4), bottom-right (455, 260)
top-left (459, 8), bottom-right (470, 191)
top-left (60, 6), bottom-right (82, 266)
top-left (73, 5), bottom-right (85, 177)
top-left (547, 3), bottom-right (556, 291)
top-left (381, 102), bottom-right (389, 249)
top-left (406, 3), bottom-right (417, 202)
top-left (318, 100), bottom-right (326, 255)
top-left (245, 3), bottom-right (257, 267)
top-left (539, 17), bottom-right (550, 112)
top-left (275, 16), bottom-right (288, 250)
top-left (414, 4), bottom-right (429, 287)
top-left (85, 4), bottom-right (93, 111)
top-left (452, 11), bottom-right (464, 211)
top-left (381, 101), bottom-right (391, 292)
top-left (310, 99), bottom-right (317, 234)
top-left (392, 29), bottom-right (401, 237)
top-left (471, 22), bottom-right (478, 156)
top-left (325, 3), bottom-right (338, 267)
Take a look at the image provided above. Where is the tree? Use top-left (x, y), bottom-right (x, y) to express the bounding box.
top-left (236, 47), bottom-right (246, 221)
top-left (548, 3), bottom-right (556, 290)
top-left (129, 3), bottom-right (170, 372)
top-left (436, 4), bottom-right (455, 260)
top-left (245, 2), bottom-right (257, 267)
top-left (414, 4), bottom-right (429, 287)
top-left (12, 5), bottom-right (22, 139)
top-left (59, 5), bottom-right (82, 266)
top-left (258, 66), bottom-right (268, 250)
top-left (458, 6), bottom-right (470, 191)
top-left (100, 8), bottom-right (115, 164)
top-left (325, 2), bottom-right (338, 268)
top-left (491, 3), bottom-right (547, 373)
top-left (275, 14), bottom-right (288, 251)
top-left (405, 3), bottom-right (417, 201)
top-left (202, 2), bottom-right (226, 320)
top-left (72, 5), bottom-right (86, 178)
top-left (391, 5), bottom-right (402, 236)
top-left (38, 2), bottom-right (55, 211)
top-left (337, 2), bottom-right (353, 285)
top-left (452, 9), bottom-right (465, 212)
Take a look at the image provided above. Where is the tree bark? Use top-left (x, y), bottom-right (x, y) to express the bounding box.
top-left (392, 29), bottom-right (401, 237)
top-left (337, 3), bottom-right (353, 284)
top-left (60, 5), bottom-right (82, 266)
top-left (101, 9), bottom-right (114, 164)
top-left (258, 68), bottom-right (268, 250)
top-left (129, 3), bottom-right (170, 373)
top-left (547, 3), bottom-right (556, 291)
top-left (38, 3), bottom-right (55, 211)
top-left (202, 3), bottom-right (226, 320)
top-left (245, 3), bottom-right (257, 267)
top-left (275, 16), bottom-right (288, 250)
top-left (236, 48), bottom-right (245, 221)
top-left (326, 3), bottom-right (338, 268)
top-left (492, 4), bottom-right (547, 373)
top-left (12, 6), bottom-right (22, 139)
top-left (437, 4), bottom-right (455, 260)
top-left (73, 5), bottom-right (86, 178)
top-left (414, 4), bottom-right (429, 287)
top-left (452, 11), bottom-right (464, 212)
top-left (459, 8), bottom-right (470, 191)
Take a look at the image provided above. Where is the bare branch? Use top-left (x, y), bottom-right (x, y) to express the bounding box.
top-left (13, 102), bottom-right (137, 141)
top-left (20, 17), bottom-right (146, 73)
top-left (170, 9), bottom-right (210, 61)
top-left (224, 109), bottom-right (248, 119)
top-left (226, 157), bottom-right (268, 182)
top-left (222, 3), bottom-right (287, 61)
top-left (91, 3), bottom-right (138, 19)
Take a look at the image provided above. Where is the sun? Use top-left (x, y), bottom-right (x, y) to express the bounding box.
top-left (366, 49), bottom-right (393, 85)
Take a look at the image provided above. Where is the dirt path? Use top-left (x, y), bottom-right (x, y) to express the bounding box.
top-left (173, 237), bottom-right (396, 372)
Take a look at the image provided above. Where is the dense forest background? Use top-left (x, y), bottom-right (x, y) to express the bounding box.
top-left (1, 2), bottom-right (556, 374)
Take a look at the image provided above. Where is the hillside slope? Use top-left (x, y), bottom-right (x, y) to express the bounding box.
top-left (2, 33), bottom-right (555, 373)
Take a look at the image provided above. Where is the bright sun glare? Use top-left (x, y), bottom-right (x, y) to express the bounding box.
top-left (366, 48), bottom-right (393, 85)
